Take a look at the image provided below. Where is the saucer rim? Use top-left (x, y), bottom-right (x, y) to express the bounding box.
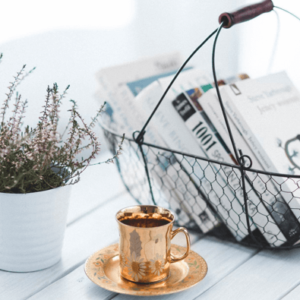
top-left (84, 243), bottom-right (208, 296)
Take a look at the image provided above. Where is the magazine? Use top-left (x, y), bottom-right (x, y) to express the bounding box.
top-left (96, 52), bottom-right (300, 245)
top-left (174, 89), bottom-right (287, 246)
top-left (95, 53), bottom-right (217, 232)
top-left (95, 53), bottom-right (184, 206)
top-left (203, 71), bottom-right (300, 244)
top-left (135, 68), bottom-right (257, 241)
top-left (95, 52), bottom-right (184, 138)
top-left (122, 69), bottom-right (218, 232)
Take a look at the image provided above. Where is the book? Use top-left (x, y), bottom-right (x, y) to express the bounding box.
top-left (123, 69), bottom-right (219, 232)
top-left (135, 68), bottom-right (257, 241)
top-left (95, 53), bottom-right (185, 206)
top-left (174, 89), bottom-right (287, 246)
top-left (154, 152), bottom-right (218, 232)
top-left (96, 53), bottom-right (218, 232)
top-left (96, 50), bottom-right (300, 246)
top-left (201, 71), bottom-right (300, 244)
top-left (223, 72), bottom-right (300, 177)
top-left (95, 52), bottom-right (184, 139)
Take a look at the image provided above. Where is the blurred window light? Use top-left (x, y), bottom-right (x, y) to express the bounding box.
top-left (0, 0), bottom-right (136, 44)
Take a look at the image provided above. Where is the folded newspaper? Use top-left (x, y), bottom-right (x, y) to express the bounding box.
top-left (95, 52), bottom-right (300, 247)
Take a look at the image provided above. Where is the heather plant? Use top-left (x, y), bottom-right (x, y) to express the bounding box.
top-left (0, 56), bottom-right (124, 193)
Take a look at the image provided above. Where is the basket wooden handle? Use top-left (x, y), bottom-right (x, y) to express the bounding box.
top-left (219, 0), bottom-right (273, 28)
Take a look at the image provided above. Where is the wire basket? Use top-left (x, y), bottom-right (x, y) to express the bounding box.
top-left (101, 0), bottom-right (300, 250)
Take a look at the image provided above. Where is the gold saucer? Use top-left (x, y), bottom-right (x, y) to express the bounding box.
top-left (84, 243), bottom-right (208, 296)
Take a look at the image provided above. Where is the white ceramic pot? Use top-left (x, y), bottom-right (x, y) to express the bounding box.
top-left (0, 185), bottom-right (71, 272)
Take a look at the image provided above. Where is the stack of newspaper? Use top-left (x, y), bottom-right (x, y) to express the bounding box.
top-left (95, 53), bottom-right (300, 247)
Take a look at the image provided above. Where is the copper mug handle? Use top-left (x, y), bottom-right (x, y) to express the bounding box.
top-left (168, 227), bottom-right (190, 263)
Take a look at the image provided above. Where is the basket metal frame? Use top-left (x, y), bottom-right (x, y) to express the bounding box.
top-left (101, 2), bottom-right (300, 250)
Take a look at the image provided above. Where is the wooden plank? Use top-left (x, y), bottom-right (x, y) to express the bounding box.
top-left (196, 247), bottom-right (300, 300)
top-left (0, 192), bottom-right (135, 300)
top-left (28, 230), bottom-right (202, 300)
top-left (282, 283), bottom-right (300, 300)
top-left (66, 155), bottom-right (126, 225)
top-left (29, 265), bottom-right (116, 300)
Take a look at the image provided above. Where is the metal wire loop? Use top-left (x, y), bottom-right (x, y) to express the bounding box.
top-left (133, 130), bottom-right (143, 145)
top-left (100, 4), bottom-right (300, 250)
top-left (239, 154), bottom-right (253, 170)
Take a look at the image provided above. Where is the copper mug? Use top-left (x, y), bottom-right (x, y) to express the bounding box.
top-left (116, 205), bottom-right (190, 283)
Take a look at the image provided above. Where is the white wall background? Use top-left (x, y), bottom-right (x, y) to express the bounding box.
top-left (128, 0), bottom-right (241, 77)
top-left (0, 0), bottom-right (242, 156)
top-left (0, 0), bottom-right (136, 44)
top-left (237, 0), bottom-right (300, 89)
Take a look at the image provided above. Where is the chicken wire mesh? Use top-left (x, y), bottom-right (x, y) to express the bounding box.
top-left (102, 122), bottom-right (300, 249)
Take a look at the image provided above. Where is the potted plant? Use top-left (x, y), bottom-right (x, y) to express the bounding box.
top-left (0, 56), bottom-right (123, 272)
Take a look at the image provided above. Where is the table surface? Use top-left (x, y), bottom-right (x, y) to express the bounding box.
top-left (1, 156), bottom-right (300, 300)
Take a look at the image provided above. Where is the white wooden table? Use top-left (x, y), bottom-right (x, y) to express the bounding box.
top-left (1, 154), bottom-right (300, 300)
